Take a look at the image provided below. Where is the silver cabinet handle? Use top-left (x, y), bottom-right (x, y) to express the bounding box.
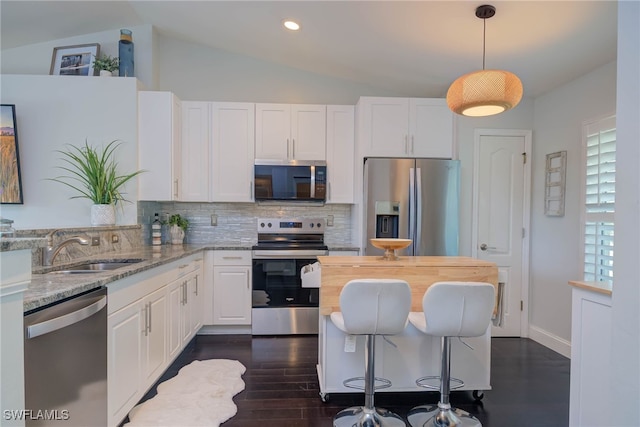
top-left (404, 135), bottom-right (409, 154)
top-left (148, 302), bottom-right (152, 334)
top-left (194, 276), bottom-right (199, 296)
top-left (174, 179), bottom-right (179, 198)
top-left (292, 138), bottom-right (295, 159)
top-left (286, 138), bottom-right (290, 159)
top-left (411, 135), bottom-right (415, 154)
top-left (27, 296), bottom-right (106, 339)
top-left (142, 303), bottom-right (148, 336)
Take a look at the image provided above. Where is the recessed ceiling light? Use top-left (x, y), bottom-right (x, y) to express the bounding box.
top-left (283, 20), bottom-right (300, 31)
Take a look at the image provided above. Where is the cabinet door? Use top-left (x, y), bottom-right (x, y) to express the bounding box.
top-left (108, 300), bottom-right (143, 426)
top-left (181, 101), bottom-right (211, 201)
top-left (291, 104), bottom-right (326, 160)
top-left (211, 102), bottom-right (255, 201)
top-left (138, 91), bottom-right (181, 201)
top-left (142, 287), bottom-right (167, 388)
top-left (410, 98), bottom-right (454, 158)
top-left (212, 266), bottom-right (251, 325)
top-left (188, 271), bottom-right (203, 334)
top-left (326, 105), bottom-right (355, 203)
top-left (255, 103), bottom-right (290, 159)
top-left (166, 278), bottom-right (183, 361)
top-left (358, 97), bottom-right (409, 157)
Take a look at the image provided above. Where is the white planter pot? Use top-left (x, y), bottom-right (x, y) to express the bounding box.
top-left (99, 70), bottom-right (114, 77)
top-left (91, 204), bottom-right (116, 226)
top-left (169, 225), bottom-right (185, 245)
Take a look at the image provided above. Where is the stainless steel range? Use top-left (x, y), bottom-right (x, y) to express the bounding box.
top-left (251, 218), bottom-right (328, 335)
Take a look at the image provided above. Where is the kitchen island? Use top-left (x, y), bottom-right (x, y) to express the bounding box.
top-left (316, 255), bottom-right (498, 400)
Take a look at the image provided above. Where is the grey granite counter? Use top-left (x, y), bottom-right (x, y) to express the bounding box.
top-left (25, 245), bottom-right (251, 313)
top-left (0, 237), bottom-right (47, 252)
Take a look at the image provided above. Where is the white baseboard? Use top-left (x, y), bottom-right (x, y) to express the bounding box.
top-left (528, 324), bottom-right (571, 358)
top-left (197, 325), bottom-right (252, 335)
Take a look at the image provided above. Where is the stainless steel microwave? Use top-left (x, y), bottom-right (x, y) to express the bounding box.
top-left (254, 160), bottom-right (327, 202)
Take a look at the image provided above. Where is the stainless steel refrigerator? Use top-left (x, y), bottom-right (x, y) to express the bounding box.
top-left (364, 157), bottom-right (460, 256)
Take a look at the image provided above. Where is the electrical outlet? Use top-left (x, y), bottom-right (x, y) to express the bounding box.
top-left (91, 236), bottom-right (100, 246)
top-left (111, 234), bottom-right (119, 244)
top-left (211, 214), bottom-right (218, 226)
top-left (327, 215), bottom-right (334, 227)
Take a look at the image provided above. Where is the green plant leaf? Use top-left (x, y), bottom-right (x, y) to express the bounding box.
top-left (48, 139), bottom-right (145, 205)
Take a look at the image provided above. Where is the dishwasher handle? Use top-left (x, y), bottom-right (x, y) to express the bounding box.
top-left (27, 295), bottom-right (107, 339)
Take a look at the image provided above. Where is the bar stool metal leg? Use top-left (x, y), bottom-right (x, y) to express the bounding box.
top-left (407, 337), bottom-right (481, 427)
top-left (333, 334), bottom-right (406, 427)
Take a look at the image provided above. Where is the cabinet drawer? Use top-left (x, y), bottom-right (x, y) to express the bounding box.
top-left (213, 250), bottom-right (251, 265)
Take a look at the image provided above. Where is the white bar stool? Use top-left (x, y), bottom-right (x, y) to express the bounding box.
top-left (330, 279), bottom-right (412, 427)
top-left (407, 281), bottom-right (495, 427)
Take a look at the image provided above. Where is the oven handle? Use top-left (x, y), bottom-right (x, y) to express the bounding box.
top-left (252, 250), bottom-right (328, 259)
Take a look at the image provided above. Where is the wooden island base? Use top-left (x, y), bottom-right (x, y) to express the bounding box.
top-left (316, 256), bottom-right (499, 400)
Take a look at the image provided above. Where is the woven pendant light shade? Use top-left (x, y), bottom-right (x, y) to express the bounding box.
top-left (446, 4), bottom-right (523, 117)
top-left (446, 69), bottom-right (523, 117)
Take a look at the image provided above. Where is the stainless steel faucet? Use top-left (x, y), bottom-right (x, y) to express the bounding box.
top-left (42, 229), bottom-right (91, 266)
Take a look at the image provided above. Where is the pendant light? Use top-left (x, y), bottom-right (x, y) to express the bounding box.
top-left (446, 4), bottom-right (523, 117)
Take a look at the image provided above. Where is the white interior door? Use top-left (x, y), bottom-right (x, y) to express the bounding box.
top-left (473, 129), bottom-right (531, 337)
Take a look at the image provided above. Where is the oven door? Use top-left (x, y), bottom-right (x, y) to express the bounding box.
top-left (251, 256), bottom-right (320, 308)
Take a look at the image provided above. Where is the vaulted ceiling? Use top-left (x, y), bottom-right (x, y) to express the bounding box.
top-left (1, 1), bottom-right (618, 98)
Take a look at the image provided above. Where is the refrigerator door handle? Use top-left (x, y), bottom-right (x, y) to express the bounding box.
top-left (409, 167), bottom-right (415, 247)
top-left (415, 167), bottom-right (422, 251)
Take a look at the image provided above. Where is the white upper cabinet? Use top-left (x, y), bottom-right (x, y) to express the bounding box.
top-left (255, 103), bottom-right (326, 160)
top-left (138, 91), bottom-right (182, 201)
top-left (211, 102), bottom-right (255, 202)
top-left (181, 101), bottom-right (211, 201)
top-left (326, 105), bottom-right (355, 203)
top-left (358, 97), bottom-right (454, 159)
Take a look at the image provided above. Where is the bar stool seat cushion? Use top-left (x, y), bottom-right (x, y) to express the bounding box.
top-left (410, 281), bottom-right (496, 337)
top-left (330, 278), bottom-right (412, 335)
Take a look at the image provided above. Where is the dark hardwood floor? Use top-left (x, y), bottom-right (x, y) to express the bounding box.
top-left (137, 335), bottom-right (570, 427)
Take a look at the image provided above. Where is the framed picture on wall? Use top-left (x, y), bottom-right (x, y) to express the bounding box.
top-left (0, 104), bottom-right (24, 204)
top-left (50, 43), bottom-right (100, 76)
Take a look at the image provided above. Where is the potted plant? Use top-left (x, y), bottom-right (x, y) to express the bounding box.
top-left (93, 54), bottom-right (119, 76)
top-left (168, 214), bottom-right (189, 244)
top-left (49, 139), bottom-right (144, 226)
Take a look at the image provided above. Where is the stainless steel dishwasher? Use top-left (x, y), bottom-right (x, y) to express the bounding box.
top-left (24, 287), bottom-right (107, 427)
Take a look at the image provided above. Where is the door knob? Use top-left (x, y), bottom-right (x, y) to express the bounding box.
top-left (480, 243), bottom-right (488, 251)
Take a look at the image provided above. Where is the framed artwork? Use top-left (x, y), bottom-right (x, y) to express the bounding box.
top-left (0, 104), bottom-right (24, 204)
top-left (544, 151), bottom-right (567, 216)
top-left (50, 43), bottom-right (100, 76)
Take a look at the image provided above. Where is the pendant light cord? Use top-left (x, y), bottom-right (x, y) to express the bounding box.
top-left (482, 17), bottom-right (486, 70)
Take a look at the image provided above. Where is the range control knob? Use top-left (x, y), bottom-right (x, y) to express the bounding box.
top-left (260, 222), bottom-right (265, 228)
top-left (267, 222), bottom-right (272, 228)
top-left (317, 223), bottom-right (322, 228)
top-left (310, 223), bottom-right (315, 228)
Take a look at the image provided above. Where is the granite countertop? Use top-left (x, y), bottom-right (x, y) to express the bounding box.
top-left (25, 244), bottom-right (251, 313)
top-left (0, 237), bottom-right (47, 252)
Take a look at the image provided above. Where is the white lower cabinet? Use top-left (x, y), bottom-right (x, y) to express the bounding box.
top-left (212, 251), bottom-right (252, 325)
top-left (107, 254), bottom-right (203, 427)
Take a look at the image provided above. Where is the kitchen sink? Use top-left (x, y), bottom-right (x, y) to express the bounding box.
top-left (51, 259), bottom-right (144, 274)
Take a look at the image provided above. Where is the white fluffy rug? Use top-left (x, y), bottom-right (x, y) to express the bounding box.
top-left (124, 359), bottom-right (246, 427)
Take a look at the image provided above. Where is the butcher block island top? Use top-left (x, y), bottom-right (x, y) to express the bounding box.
top-left (317, 256), bottom-right (498, 316)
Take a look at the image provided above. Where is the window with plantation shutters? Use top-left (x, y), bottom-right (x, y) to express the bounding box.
top-left (582, 115), bottom-right (616, 283)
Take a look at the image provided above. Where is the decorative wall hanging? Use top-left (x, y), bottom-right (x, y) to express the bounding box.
top-left (544, 151), bottom-right (567, 216)
top-left (0, 104), bottom-right (24, 204)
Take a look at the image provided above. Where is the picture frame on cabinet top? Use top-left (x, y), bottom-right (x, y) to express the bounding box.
top-left (50, 43), bottom-right (100, 76)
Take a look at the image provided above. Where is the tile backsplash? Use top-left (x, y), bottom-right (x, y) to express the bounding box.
top-left (138, 201), bottom-right (354, 247)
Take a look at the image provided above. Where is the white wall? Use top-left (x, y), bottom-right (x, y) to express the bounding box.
top-left (530, 62), bottom-right (617, 354)
top-left (611, 0), bottom-right (640, 419)
top-left (0, 75), bottom-right (140, 228)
